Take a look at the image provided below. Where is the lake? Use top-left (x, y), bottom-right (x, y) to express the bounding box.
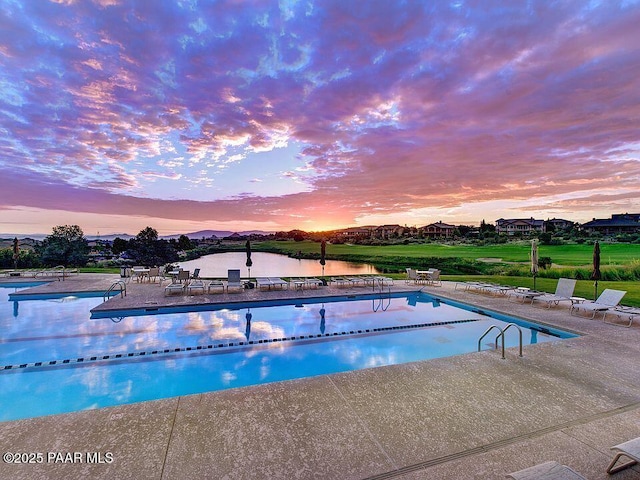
top-left (178, 252), bottom-right (379, 278)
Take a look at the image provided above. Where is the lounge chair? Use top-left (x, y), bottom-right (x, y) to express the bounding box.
top-left (604, 306), bottom-right (640, 328)
top-left (256, 277), bottom-right (272, 290)
top-left (506, 460), bottom-right (586, 479)
top-left (207, 279), bottom-right (225, 294)
top-left (268, 277), bottom-right (288, 289)
top-left (508, 287), bottom-right (545, 304)
top-left (570, 289), bottom-right (626, 319)
top-left (187, 277), bottom-right (206, 295)
top-left (331, 277), bottom-right (351, 288)
top-left (607, 436), bottom-right (640, 474)
top-left (164, 270), bottom-right (190, 296)
top-left (227, 269), bottom-right (244, 293)
top-left (532, 278), bottom-right (577, 308)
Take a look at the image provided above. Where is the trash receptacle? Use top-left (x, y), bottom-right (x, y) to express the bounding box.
top-left (120, 266), bottom-right (130, 278)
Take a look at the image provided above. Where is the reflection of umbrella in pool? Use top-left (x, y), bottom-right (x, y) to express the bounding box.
top-left (531, 239), bottom-right (539, 290)
top-left (319, 305), bottom-right (326, 334)
top-left (245, 309), bottom-right (252, 341)
top-left (12, 237), bottom-right (19, 269)
top-left (590, 241), bottom-right (601, 300)
top-left (13, 301), bottom-right (18, 318)
top-left (245, 240), bottom-right (253, 280)
top-left (320, 240), bottom-right (326, 277)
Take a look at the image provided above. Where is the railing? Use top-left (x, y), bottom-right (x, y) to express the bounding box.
top-left (371, 277), bottom-right (391, 311)
top-left (496, 323), bottom-right (523, 358)
top-left (104, 281), bottom-right (127, 302)
top-left (478, 323), bottom-right (523, 359)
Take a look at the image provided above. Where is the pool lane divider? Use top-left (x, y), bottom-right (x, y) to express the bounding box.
top-left (1, 318), bottom-right (481, 372)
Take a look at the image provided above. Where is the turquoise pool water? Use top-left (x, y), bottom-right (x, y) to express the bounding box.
top-left (0, 285), bottom-right (575, 422)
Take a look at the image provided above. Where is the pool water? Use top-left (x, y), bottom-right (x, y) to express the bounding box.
top-left (0, 285), bottom-right (575, 422)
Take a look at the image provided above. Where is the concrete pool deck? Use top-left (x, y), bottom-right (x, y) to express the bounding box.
top-left (1, 275), bottom-right (640, 479)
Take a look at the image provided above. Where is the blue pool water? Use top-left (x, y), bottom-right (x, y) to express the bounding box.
top-left (0, 284), bottom-right (576, 422)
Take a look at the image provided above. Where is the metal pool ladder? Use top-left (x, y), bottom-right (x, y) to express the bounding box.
top-left (478, 323), bottom-right (523, 359)
top-left (104, 280), bottom-right (127, 302)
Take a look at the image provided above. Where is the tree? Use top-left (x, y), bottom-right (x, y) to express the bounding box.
top-left (127, 227), bottom-right (178, 265)
top-left (177, 234), bottom-right (193, 251)
top-left (111, 237), bottom-right (128, 256)
top-left (38, 225), bottom-right (89, 267)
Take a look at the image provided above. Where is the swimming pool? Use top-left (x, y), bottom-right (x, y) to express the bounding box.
top-left (0, 285), bottom-right (576, 422)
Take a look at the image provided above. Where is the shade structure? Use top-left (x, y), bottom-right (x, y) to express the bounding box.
top-left (12, 237), bottom-right (19, 269)
top-left (320, 240), bottom-right (326, 276)
top-left (531, 240), bottom-right (539, 290)
top-left (590, 241), bottom-right (601, 300)
top-left (245, 240), bottom-right (252, 279)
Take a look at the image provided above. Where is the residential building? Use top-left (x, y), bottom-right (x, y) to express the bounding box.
top-left (495, 218), bottom-right (545, 236)
top-left (421, 221), bottom-right (456, 238)
top-left (580, 214), bottom-right (640, 235)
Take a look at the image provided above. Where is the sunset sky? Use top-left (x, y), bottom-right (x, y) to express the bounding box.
top-left (1, 0), bottom-right (640, 236)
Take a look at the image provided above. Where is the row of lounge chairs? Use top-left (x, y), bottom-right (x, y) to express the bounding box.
top-left (507, 434), bottom-right (640, 478)
top-left (161, 269), bottom-right (398, 296)
top-left (331, 276), bottom-right (394, 288)
top-left (457, 278), bottom-right (637, 327)
top-left (1, 265), bottom-right (79, 280)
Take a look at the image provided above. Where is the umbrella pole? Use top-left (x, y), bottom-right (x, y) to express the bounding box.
top-left (594, 280), bottom-right (598, 301)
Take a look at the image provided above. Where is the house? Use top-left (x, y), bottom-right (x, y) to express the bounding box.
top-left (339, 226), bottom-right (376, 239)
top-left (581, 214), bottom-right (640, 235)
top-left (495, 218), bottom-right (545, 236)
top-left (545, 218), bottom-right (575, 231)
top-left (421, 221), bottom-right (456, 238)
top-left (374, 225), bottom-right (405, 239)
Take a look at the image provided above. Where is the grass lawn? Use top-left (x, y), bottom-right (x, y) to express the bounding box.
top-left (260, 240), bottom-right (640, 266)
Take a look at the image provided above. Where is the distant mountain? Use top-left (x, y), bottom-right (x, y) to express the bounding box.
top-left (4, 230), bottom-right (273, 242)
top-left (164, 230), bottom-right (273, 239)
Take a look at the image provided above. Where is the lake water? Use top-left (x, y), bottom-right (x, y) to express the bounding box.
top-left (178, 252), bottom-right (379, 278)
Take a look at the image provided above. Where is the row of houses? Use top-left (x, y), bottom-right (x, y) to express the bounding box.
top-left (496, 214), bottom-right (640, 236)
top-left (337, 213), bottom-right (640, 240)
top-left (339, 221), bottom-right (457, 240)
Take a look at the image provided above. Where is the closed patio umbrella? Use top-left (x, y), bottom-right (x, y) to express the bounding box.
top-left (12, 237), bottom-right (19, 269)
top-left (590, 241), bottom-right (601, 300)
top-left (531, 239), bottom-right (539, 290)
top-left (245, 240), bottom-right (252, 280)
top-left (320, 240), bottom-right (326, 277)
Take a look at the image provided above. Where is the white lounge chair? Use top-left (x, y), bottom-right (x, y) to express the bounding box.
top-left (268, 277), bottom-right (288, 289)
top-left (570, 288), bottom-right (626, 319)
top-left (187, 278), bottom-right (206, 295)
top-left (207, 279), bottom-right (225, 294)
top-left (532, 278), bottom-right (577, 308)
top-left (604, 306), bottom-right (640, 328)
top-left (607, 436), bottom-right (640, 474)
top-left (227, 269), bottom-right (244, 293)
top-left (256, 277), bottom-right (272, 290)
top-left (164, 270), bottom-right (189, 296)
top-left (507, 460), bottom-right (586, 479)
